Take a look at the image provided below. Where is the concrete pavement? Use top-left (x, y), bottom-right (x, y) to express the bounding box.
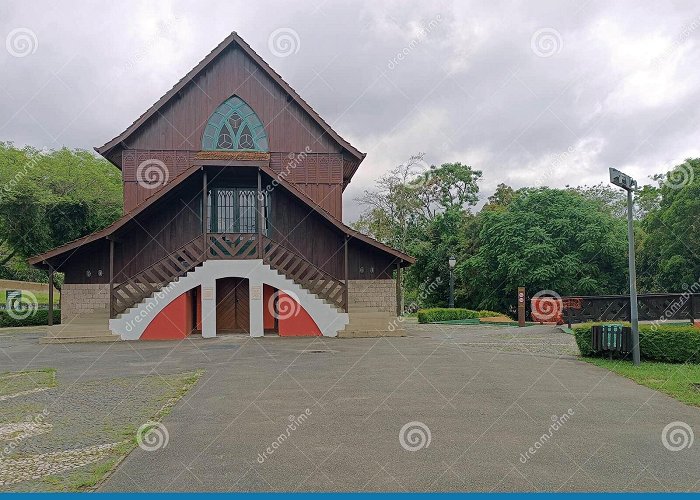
top-left (2, 324), bottom-right (699, 491)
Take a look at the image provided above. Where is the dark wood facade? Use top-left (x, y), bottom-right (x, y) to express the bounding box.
top-left (57, 167), bottom-right (397, 285)
top-left (29, 32), bottom-right (413, 317)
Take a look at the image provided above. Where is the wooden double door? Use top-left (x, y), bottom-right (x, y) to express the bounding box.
top-left (216, 277), bottom-right (250, 333)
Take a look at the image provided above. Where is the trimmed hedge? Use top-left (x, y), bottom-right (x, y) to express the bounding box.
top-left (0, 309), bottom-right (61, 328)
top-left (477, 310), bottom-right (508, 318)
top-left (417, 308), bottom-right (479, 323)
top-left (574, 322), bottom-right (700, 363)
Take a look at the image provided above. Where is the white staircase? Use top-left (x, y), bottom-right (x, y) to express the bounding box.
top-left (109, 259), bottom-right (349, 340)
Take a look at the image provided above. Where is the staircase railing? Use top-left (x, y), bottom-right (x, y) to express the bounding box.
top-left (111, 236), bottom-right (206, 316)
top-left (261, 236), bottom-right (346, 311)
top-left (111, 232), bottom-right (347, 318)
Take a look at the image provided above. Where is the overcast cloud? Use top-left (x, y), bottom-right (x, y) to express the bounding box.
top-left (1, 0), bottom-right (699, 221)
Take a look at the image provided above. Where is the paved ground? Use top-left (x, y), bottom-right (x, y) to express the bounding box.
top-left (1, 322), bottom-right (699, 491)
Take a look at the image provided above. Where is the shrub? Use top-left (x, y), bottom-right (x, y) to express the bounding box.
top-left (0, 309), bottom-right (61, 328)
top-left (573, 322), bottom-right (700, 363)
top-left (477, 310), bottom-right (508, 318)
top-left (417, 308), bottom-right (479, 323)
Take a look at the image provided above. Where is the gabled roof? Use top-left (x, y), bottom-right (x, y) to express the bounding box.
top-left (95, 32), bottom-right (365, 165)
top-left (28, 164), bottom-right (415, 267)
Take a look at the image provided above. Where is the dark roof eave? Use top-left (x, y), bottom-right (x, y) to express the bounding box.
top-left (27, 164), bottom-right (414, 268)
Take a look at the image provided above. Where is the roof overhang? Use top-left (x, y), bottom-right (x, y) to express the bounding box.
top-left (28, 163), bottom-right (414, 268)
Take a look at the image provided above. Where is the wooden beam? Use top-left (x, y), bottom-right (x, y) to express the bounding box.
top-left (47, 262), bottom-right (54, 327)
top-left (202, 169), bottom-right (208, 257)
top-left (343, 236), bottom-right (349, 312)
top-left (257, 168), bottom-right (263, 258)
top-left (109, 238), bottom-right (114, 318)
top-left (396, 261), bottom-right (402, 317)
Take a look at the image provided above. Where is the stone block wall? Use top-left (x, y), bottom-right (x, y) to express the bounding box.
top-left (347, 279), bottom-right (396, 313)
top-left (61, 284), bottom-right (110, 321)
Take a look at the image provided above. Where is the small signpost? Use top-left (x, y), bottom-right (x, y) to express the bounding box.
top-left (518, 287), bottom-right (526, 327)
top-left (6, 290), bottom-right (22, 310)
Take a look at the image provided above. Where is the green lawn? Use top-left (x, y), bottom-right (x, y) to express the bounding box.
top-left (1, 289), bottom-right (60, 305)
top-left (0, 368), bottom-right (56, 397)
top-left (585, 358), bottom-right (700, 407)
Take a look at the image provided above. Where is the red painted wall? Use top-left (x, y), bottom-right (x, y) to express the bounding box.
top-left (141, 291), bottom-right (193, 340)
top-left (277, 292), bottom-right (321, 337)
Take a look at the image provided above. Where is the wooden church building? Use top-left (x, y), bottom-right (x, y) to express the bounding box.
top-left (28, 32), bottom-right (414, 342)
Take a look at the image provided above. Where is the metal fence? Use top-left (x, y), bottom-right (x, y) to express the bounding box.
top-left (561, 293), bottom-right (698, 327)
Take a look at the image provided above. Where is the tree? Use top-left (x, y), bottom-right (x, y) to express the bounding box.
top-left (354, 155), bottom-right (482, 308)
top-left (0, 143), bottom-right (123, 266)
top-left (464, 188), bottom-right (628, 313)
top-left (638, 158), bottom-right (700, 292)
top-left (483, 183), bottom-right (515, 212)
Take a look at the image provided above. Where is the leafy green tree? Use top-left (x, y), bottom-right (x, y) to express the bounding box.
top-left (0, 143), bottom-right (123, 264)
top-left (483, 183), bottom-right (515, 212)
top-left (639, 159), bottom-right (700, 291)
top-left (354, 155), bottom-right (482, 308)
top-left (464, 188), bottom-right (628, 313)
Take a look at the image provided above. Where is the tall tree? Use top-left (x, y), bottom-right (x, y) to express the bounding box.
top-left (0, 143), bottom-right (123, 262)
top-left (465, 188), bottom-right (628, 313)
top-left (639, 159), bottom-right (700, 291)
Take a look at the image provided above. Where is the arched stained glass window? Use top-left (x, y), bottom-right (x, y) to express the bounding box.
top-left (202, 96), bottom-right (269, 152)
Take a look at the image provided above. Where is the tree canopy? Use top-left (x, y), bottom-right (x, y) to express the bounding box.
top-left (354, 154), bottom-right (700, 315)
top-left (0, 143), bottom-right (122, 279)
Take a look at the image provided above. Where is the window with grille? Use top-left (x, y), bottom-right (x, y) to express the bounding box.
top-left (208, 188), bottom-right (271, 235)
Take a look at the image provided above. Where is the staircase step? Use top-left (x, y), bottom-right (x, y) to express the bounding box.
top-left (345, 319), bottom-right (397, 330)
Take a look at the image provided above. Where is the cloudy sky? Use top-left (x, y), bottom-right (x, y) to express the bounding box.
top-left (1, 0), bottom-right (699, 221)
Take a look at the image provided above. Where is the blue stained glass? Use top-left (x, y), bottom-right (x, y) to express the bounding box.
top-left (202, 96), bottom-right (269, 152)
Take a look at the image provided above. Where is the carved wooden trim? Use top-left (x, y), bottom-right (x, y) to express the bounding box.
top-left (194, 150), bottom-right (271, 161)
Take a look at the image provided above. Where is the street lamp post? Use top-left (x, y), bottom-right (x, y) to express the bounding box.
top-left (448, 256), bottom-right (456, 308)
top-left (609, 167), bottom-right (641, 366)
